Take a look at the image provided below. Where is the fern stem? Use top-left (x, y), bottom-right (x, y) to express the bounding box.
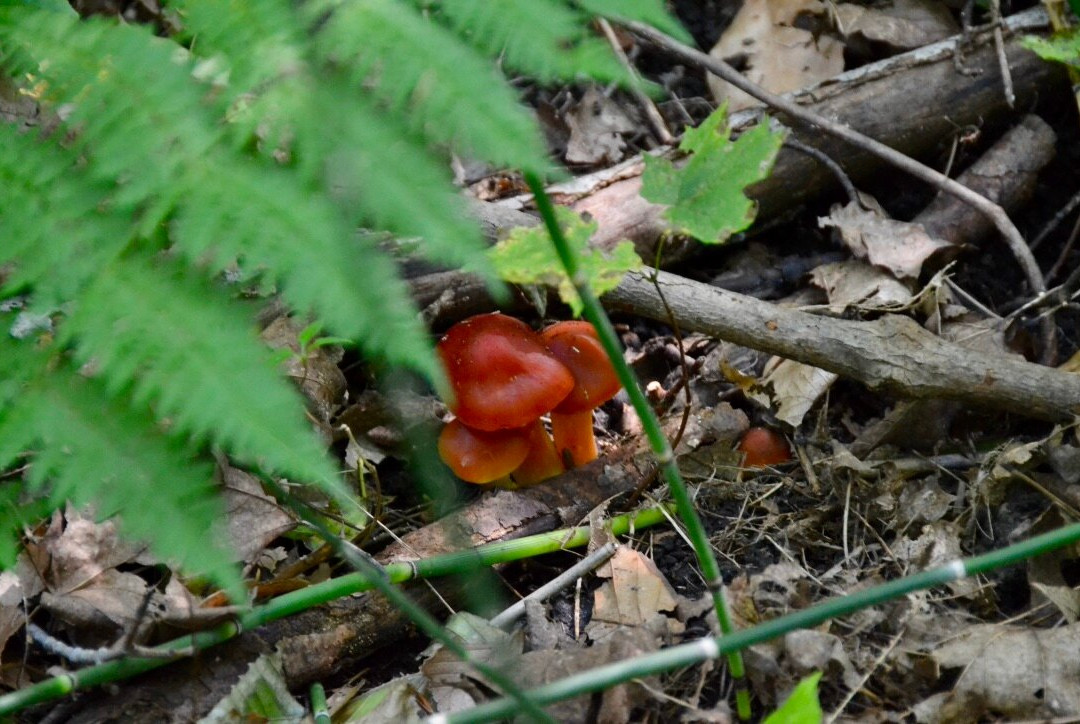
top-left (0, 507), bottom-right (669, 716)
top-left (524, 173), bottom-right (753, 720)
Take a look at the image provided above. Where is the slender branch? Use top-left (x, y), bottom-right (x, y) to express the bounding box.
top-left (605, 269), bottom-right (1080, 421)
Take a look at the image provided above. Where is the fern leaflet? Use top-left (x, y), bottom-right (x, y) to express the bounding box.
top-left (0, 339), bottom-right (239, 591)
top-left (61, 253), bottom-right (343, 491)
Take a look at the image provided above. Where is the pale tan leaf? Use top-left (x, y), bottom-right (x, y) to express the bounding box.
top-left (707, 0), bottom-right (844, 111)
top-left (818, 199), bottom-right (951, 279)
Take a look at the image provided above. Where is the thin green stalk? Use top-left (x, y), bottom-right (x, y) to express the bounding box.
top-left (0, 506), bottom-right (669, 716)
top-left (439, 519), bottom-right (1080, 724)
top-left (524, 173), bottom-right (752, 719)
top-left (310, 682), bottom-right (331, 724)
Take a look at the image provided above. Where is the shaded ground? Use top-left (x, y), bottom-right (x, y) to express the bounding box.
top-left (12, 1), bottom-right (1080, 721)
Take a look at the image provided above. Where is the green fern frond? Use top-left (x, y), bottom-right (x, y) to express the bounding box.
top-left (572, 0), bottom-right (692, 44)
top-left (294, 84), bottom-right (491, 274)
top-left (1, 8), bottom-right (456, 382)
top-left (175, 2), bottom-right (502, 275)
top-left (312, 0), bottom-right (549, 172)
top-left (0, 123), bottom-right (131, 305)
top-left (171, 0), bottom-right (303, 95)
top-left (0, 0), bottom-right (693, 591)
top-left (173, 160), bottom-right (444, 384)
top-left (0, 10), bottom-right (223, 233)
top-left (166, 0), bottom-right (307, 153)
top-left (60, 253), bottom-right (343, 491)
top-left (0, 339), bottom-right (239, 591)
top-left (434, 0), bottom-right (627, 83)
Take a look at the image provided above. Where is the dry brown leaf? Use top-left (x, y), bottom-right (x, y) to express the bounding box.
top-left (592, 547), bottom-right (680, 627)
top-left (219, 463), bottom-right (296, 564)
top-left (707, 0), bottom-right (844, 111)
top-left (40, 568), bottom-right (209, 641)
top-left (748, 356), bottom-right (837, 428)
top-left (835, 0), bottom-right (959, 52)
top-left (819, 199), bottom-right (951, 279)
top-left (1027, 509), bottom-right (1080, 623)
top-left (893, 479), bottom-right (955, 529)
top-left (0, 554), bottom-right (46, 682)
top-left (564, 87), bottom-right (636, 166)
top-left (518, 629), bottom-right (658, 724)
top-left (30, 508), bottom-right (147, 595)
top-left (755, 257), bottom-right (912, 426)
top-left (810, 260), bottom-right (913, 310)
top-left (260, 315), bottom-right (347, 436)
top-left (915, 624), bottom-right (1080, 721)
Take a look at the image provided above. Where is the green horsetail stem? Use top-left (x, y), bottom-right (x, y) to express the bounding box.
top-left (437, 518), bottom-right (1080, 723)
top-left (0, 507), bottom-right (670, 716)
top-left (524, 173), bottom-right (752, 719)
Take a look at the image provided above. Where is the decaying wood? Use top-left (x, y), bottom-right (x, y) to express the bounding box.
top-left (917, 114), bottom-right (1056, 249)
top-left (61, 449), bottom-right (652, 721)
top-left (603, 269), bottom-right (1080, 421)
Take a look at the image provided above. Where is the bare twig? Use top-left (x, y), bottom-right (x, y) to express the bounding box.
top-left (603, 270), bottom-right (1080, 421)
top-left (489, 542), bottom-right (618, 629)
top-left (623, 19), bottom-right (1053, 357)
top-left (596, 18), bottom-right (674, 146)
top-left (1030, 187), bottom-right (1080, 251)
top-left (783, 137), bottom-right (860, 206)
top-left (991, 0), bottom-right (1016, 107)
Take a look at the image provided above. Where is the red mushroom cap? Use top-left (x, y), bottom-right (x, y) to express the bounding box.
top-left (437, 313), bottom-right (574, 431)
top-left (540, 321), bottom-right (621, 414)
top-left (438, 419), bottom-right (530, 484)
top-left (737, 427), bottom-right (791, 468)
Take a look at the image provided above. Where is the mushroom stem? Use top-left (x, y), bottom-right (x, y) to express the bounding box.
top-left (550, 410), bottom-right (598, 467)
top-left (511, 419), bottom-right (565, 486)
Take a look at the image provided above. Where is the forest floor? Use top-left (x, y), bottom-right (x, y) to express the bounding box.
top-left (17, 1), bottom-right (1080, 722)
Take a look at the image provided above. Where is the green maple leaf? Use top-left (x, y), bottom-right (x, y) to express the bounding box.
top-left (641, 105), bottom-right (785, 243)
top-left (489, 207), bottom-right (641, 316)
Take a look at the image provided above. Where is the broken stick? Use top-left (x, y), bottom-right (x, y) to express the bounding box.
top-left (603, 269), bottom-right (1080, 421)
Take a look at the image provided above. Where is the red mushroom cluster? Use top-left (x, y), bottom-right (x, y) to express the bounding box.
top-left (436, 313), bottom-right (620, 486)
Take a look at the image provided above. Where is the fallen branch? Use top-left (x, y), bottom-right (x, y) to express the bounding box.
top-left (603, 269), bottom-right (1080, 421)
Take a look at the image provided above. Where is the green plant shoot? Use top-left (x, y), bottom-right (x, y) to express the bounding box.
top-left (1022, 26), bottom-right (1080, 69)
top-left (641, 105), bottom-right (785, 243)
top-left (764, 672), bottom-right (823, 724)
top-left (488, 207), bottom-right (642, 316)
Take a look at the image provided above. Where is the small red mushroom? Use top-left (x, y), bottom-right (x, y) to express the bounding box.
top-left (438, 419), bottom-right (529, 485)
top-left (437, 313), bottom-right (574, 431)
top-left (737, 427), bottom-right (791, 468)
top-left (436, 313), bottom-right (575, 485)
top-left (540, 321), bottom-right (621, 467)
